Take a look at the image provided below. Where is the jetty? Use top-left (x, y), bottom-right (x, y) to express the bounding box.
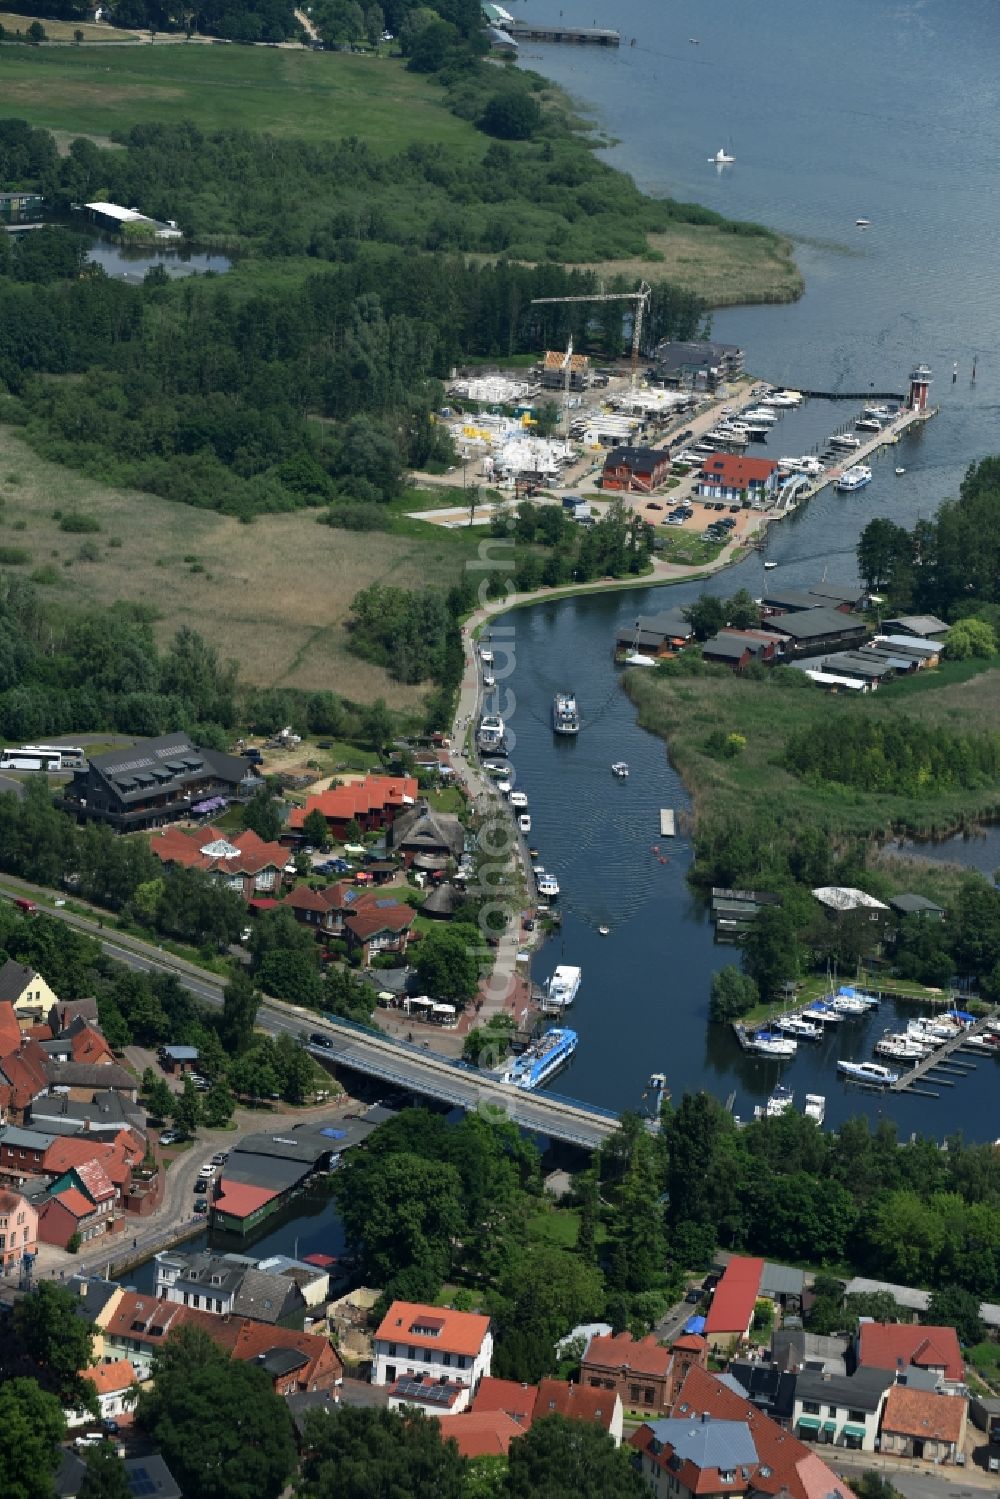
top-left (890, 1014), bottom-right (999, 1094)
top-left (509, 20), bottom-right (620, 45)
top-left (659, 808), bottom-right (676, 837)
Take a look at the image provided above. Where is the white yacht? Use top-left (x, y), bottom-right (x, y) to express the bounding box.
top-left (837, 1059), bottom-right (899, 1086)
top-left (829, 432), bottom-right (863, 450)
top-left (552, 692), bottom-right (580, 735)
top-left (611, 762), bottom-right (630, 778)
top-left (743, 406), bottom-right (778, 425)
top-left (543, 964), bottom-right (582, 1011)
top-left (518, 813), bottom-right (531, 834)
top-left (754, 1084), bottom-right (795, 1120)
top-left (536, 872), bottom-right (560, 899)
top-left (749, 1030), bottom-right (797, 1058)
top-left (875, 1035), bottom-right (926, 1062)
top-left (710, 148), bottom-right (735, 164)
top-left (760, 389), bottom-right (803, 408)
top-left (836, 465), bottom-right (873, 493)
top-left (830, 991), bottom-right (869, 1017)
top-left (855, 416), bottom-right (883, 432)
top-left (776, 1015), bottom-right (822, 1042)
top-left (803, 1094), bottom-right (826, 1125)
top-left (509, 790), bottom-right (527, 809)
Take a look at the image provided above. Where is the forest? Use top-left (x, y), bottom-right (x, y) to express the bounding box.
top-left (857, 456), bottom-right (1000, 622)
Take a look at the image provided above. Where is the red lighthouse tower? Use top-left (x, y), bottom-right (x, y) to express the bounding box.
top-left (908, 363), bottom-right (932, 411)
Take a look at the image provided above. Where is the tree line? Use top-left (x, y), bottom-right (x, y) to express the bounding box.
top-left (784, 714), bottom-right (1000, 796)
top-left (857, 456), bottom-right (1000, 627)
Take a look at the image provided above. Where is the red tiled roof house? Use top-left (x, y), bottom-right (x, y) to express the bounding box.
top-left (879, 1385), bottom-right (967, 1464)
top-left (372, 1301), bottom-right (493, 1413)
top-left (696, 455), bottom-right (780, 505)
top-left (287, 775), bottom-right (418, 839)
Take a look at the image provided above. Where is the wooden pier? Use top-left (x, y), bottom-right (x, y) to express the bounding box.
top-left (509, 21), bottom-right (620, 45)
top-left (890, 1014), bottom-right (998, 1093)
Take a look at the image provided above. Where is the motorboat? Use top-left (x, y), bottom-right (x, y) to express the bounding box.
top-left (803, 1093), bottom-right (826, 1125)
top-left (962, 1032), bottom-right (1000, 1050)
top-left (836, 465), bottom-right (873, 493)
top-left (856, 218), bottom-right (872, 228)
top-left (623, 652), bottom-right (657, 667)
top-left (749, 1030), bottom-right (797, 1058)
top-left (543, 964), bottom-right (582, 1011)
top-left (710, 148), bottom-right (735, 164)
top-left (829, 431), bottom-right (863, 449)
top-left (754, 1084), bottom-right (795, 1120)
top-left (598, 925), bottom-right (610, 936)
top-left (503, 1027), bottom-right (578, 1090)
top-left (611, 761), bottom-right (630, 778)
top-left (759, 389), bottom-right (803, 407)
top-left (518, 813), bottom-right (531, 834)
top-left (743, 407), bottom-right (778, 424)
top-left (480, 648), bottom-right (494, 665)
top-left (865, 405), bottom-right (894, 420)
top-left (875, 1036), bottom-right (926, 1062)
top-left (775, 1015), bottom-right (823, 1041)
top-left (509, 791), bottom-right (528, 810)
top-left (536, 872), bottom-right (560, 899)
top-left (778, 455), bottom-right (823, 476)
top-left (496, 778), bottom-right (512, 796)
top-left (763, 560), bottom-right (779, 570)
top-left (908, 1016), bottom-right (960, 1042)
top-left (706, 427), bottom-right (747, 446)
top-left (804, 1002), bottom-right (843, 1024)
top-left (895, 467), bottom-right (906, 476)
top-left (830, 991), bottom-right (869, 1016)
top-left (855, 416), bottom-right (883, 432)
top-left (552, 691), bottom-right (580, 735)
top-left (483, 673), bottom-right (496, 688)
top-left (837, 1059), bottom-right (899, 1086)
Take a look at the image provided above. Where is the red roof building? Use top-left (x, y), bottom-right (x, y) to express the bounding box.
top-left (633, 1363), bottom-right (856, 1499)
top-left (856, 1323), bottom-right (964, 1386)
top-left (287, 775), bottom-right (418, 837)
top-left (696, 455), bottom-right (780, 502)
top-left (0, 1000), bottom-right (21, 1055)
top-left (704, 1257), bottom-right (764, 1348)
top-left (438, 1409), bottom-right (525, 1458)
top-left (38, 1186), bottom-right (106, 1248)
top-left (602, 445), bottom-right (672, 494)
top-left (343, 900), bottom-right (415, 964)
top-left (212, 1179), bottom-right (280, 1234)
top-left (472, 1377), bottom-right (538, 1428)
top-left (70, 1025), bottom-right (116, 1067)
top-left (879, 1385), bottom-right (968, 1463)
top-left (151, 825), bottom-right (288, 901)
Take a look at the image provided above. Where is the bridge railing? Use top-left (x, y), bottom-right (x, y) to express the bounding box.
top-left (315, 1011), bottom-right (622, 1123)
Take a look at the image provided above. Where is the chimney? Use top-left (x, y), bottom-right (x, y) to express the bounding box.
top-left (701, 1412), bottom-right (710, 1424)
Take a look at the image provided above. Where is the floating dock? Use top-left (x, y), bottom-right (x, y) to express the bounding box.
top-left (790, 402), bottom-right (936, 503)
top-left (509, 20), bottom-right (620, 45)
top-left (659, 808), bottom-right (675, 837)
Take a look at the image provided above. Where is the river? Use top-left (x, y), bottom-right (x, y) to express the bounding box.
top-left (483, 0), bottom-right (1000, 1139)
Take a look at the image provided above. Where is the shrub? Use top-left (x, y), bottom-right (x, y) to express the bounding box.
top-left (480, 92), bottom-right (542, 141)
top-left (59, 512), bottom-right (101, 534)
top-left (0, 546), bottom-right (30, 565)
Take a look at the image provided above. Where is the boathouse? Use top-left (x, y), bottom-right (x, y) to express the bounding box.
top-left (763, 608), bottom-right (868, 659)
top-left (883, 614), bottom-right (950, 641)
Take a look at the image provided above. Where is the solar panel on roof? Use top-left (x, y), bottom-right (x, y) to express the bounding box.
top-left (128, 1468), bottom-right (157, 1496)
top-left (375, 898), bottom-right (397, 909)
top-left (395, 1378), bottom-right (456, 1406)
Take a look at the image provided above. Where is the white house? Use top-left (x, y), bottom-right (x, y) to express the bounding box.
top-left (153, 1249), bottom-right (249, 1314)
top-left (792, 1367), bottom-right (894, 1452)
top-left (67, 1360), bottom-right (138, 1427)
top-left (372, 1301), bottom-right (493, 1414)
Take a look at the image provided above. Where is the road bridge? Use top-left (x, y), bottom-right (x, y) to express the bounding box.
top-left (0, 879), bottom-right (623, 1151)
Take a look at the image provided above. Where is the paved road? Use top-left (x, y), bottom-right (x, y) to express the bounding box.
top-left (826, 1447), bottom-right (996, 1498)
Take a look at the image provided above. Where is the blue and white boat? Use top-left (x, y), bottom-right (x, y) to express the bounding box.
top-left (552, 692), bottom-right (580, 735)
top-left (504, 1028), bottom-right (578, 1090)
top-left (749, 1030), bottom-right (797, 1058)
top-left (836, 463), bottom-right (872, 493)
top-left (804, 1002), bottom-right (843, 1025)
top-left (837, 1059), bottom-right (899, 1087)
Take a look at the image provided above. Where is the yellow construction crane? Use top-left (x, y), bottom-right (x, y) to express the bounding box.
top-left (530, 281), bottom-right (652, 388)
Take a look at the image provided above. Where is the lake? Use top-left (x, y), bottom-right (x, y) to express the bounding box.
top-left (84, 232), bottom-right (231, 282)
top-left (486, 0), bottom-right (1000, 1139)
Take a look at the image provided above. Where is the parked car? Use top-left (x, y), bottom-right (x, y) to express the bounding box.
top-left (194, 1200), bottom-right (209, 1215)
top-left (685, 1289), bottom-right (702, 1304)
top-left (729, 503), bottom-right (742, 512)
top-left (647, 501), bottom-right (664, 511)
top-left (194, 1180), bottom-right (209, 1195)
top-left (198, 1163), bottom-right (216, 1179)
top-left (211, 1151), bottom-right (228, 1166)
top-left (159, 1129), bottom-right (179, 1146)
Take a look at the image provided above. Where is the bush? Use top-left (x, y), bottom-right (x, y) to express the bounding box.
top-left (480, 92), bottom-right (542, 141)
top-left (0, 546), bottom-right (30, 565)
top-left (59, 513), bottom-right (101, 534)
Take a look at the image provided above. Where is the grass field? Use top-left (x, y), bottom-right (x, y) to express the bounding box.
top-left (0, 43), bottom-right (479, 148)
top-left (0, 42), bottom-right (799, 298)
top-left (627, 659), bottom-right (1000, 841)
top-left (0, 426), bottom-right (482, 706)
top-left (0, 12), bottom-right (139, 39)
